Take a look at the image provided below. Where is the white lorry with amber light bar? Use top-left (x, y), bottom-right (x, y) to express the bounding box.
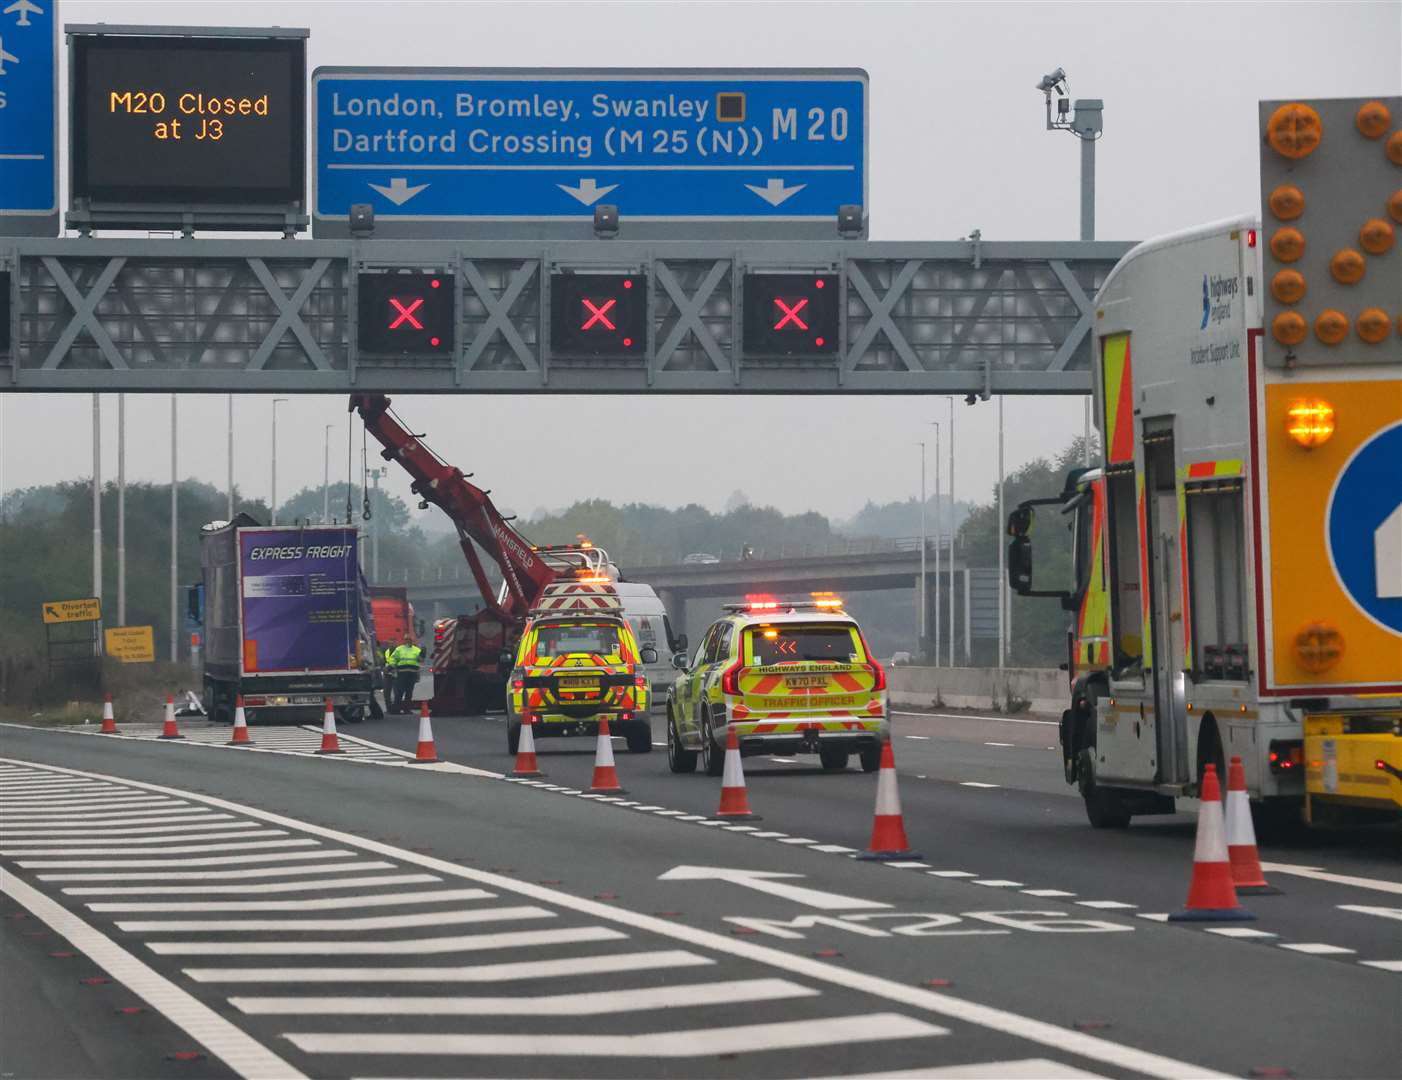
top-left (1006, 95), bottom-right (1401, 828)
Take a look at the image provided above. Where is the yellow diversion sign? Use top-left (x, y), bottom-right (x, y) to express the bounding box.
top-left (105, 626), bottom-right (156, 663)
top-left (42, 597), bottom-right (102, 624)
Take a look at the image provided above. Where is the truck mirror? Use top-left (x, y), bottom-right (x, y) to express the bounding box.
top-left (1008, 536), bottom-right (1034, 593)
top-left (1007, 505), bottom-right (1033, 538)
top-left (639, 645), bottom-right (659, 665)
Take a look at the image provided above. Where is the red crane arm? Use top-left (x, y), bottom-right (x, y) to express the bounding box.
top-left (349, 394), bottom-right (557, 618)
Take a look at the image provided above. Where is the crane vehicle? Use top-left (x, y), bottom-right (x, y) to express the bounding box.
top-left (350, 393), bottom-right (640, 713)
top-left (1007, 95), bottom-right (1401, 828)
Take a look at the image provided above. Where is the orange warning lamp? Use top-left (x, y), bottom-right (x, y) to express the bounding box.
top-left (1267, 184), bottom-right (1305, 221)
top-left (1285, 398), bottom-right (1335, 448)
top-left (1355, 100), bottom-right (1391, 138)
top-left (1330, 249), bottom-right (1366, 284)
top-left (1314, 309), bottom-right (1349, 345)
top-left (1270, 269), bottom-right (1306, 304)
top-left (1359, 218), bottom-right (1395, 255)
top-left (1272, 310), bottom-right (1307, 346)
top-left (1293, 622), bottom-right (1344, 674)
top-left (1356, 308), bottom-right (1392, 344)
top-left (1267, 103), bottom-right (1322, 159)
top-left (1388, 188), bottom-right (1402, 225)
top-left (1270, 228), bottom-right (1306, 263)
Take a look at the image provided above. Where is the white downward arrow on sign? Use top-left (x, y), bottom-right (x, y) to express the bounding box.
top-left (745, 178), bottom-right (807, 207)
top-left (659, 865), bottom-right (889, 910)
top-left (558, 178), bottom-right (619, 206)
top-left (368, 178), bottom-right (430, 206)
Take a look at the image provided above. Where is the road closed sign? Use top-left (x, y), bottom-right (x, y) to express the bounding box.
top-left (41, 597), bottom-right (101, 624)
top-left (1261, 376), bottom-right (1402, 693)
top-left (105, 625), bottom-right (155, 663)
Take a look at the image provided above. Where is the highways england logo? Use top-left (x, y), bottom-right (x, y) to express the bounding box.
top-left (1200, 273), bottom-right (1239, 330)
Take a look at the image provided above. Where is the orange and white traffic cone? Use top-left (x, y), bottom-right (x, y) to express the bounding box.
top-left (510, 715), bottom-right (544, 778)
top-left (315, 699), bottom-right (343, 755)
top-left (588, 715), bottom-right (625, 794)
top-left (1169, 764), bottom-right (1255, 921)
top-left (858, 740), bottom-right (920, 860)
top-left (226, 696), bottom-right (253, 746)
top-left (1225, 755), bottom-right (1279, 895)
top-left (158, 694), bottom-right (183, 740)
top-left (99, 693), bottom-right (118, 735)
top-left (716, 725), bottom-right (760, 820)
top-left (408, 702), bottom-right (438, 764)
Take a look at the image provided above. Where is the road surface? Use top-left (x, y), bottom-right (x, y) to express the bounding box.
top-left (1, 706), bottom-right (1397, 1080)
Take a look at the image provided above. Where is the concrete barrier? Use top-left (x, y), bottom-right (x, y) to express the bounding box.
top-left (889, 665), bottom-right (1067, 716)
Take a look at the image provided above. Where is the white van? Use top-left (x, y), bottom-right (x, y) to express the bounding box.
top-left (612, 581), bottom-right (686, 702)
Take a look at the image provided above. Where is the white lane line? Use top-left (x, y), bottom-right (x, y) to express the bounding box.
top-left (807, 1062), bottom-right (1108, 1079)
top-left (4, 756), bottom-right (1231, 1080)
top-left (777, 837), bottom-right (819, 845)
top-left (1204, 928), bottom-right (1277, 939)
top-left (748, 831), bottom-right (790, 839)
top-left (928, 870), bottom-right (977, 879)
top-left (43, 862), bottom-right (398, 883)
top-left (959, 782), bottom-right (1001, 789)
top-left (811, 844), bottom-right (857, 854)
top-left (884, 861), bottom-right (930, 869)
top-left (0, 782), bottom-right (114, 793)
top-left (1136, 913), bottom-right (1171, 922)
top-left (1278, 942), bottom-right (1356, 955)
top-left (187, 949), bottom-right (715, 985)
top-left (119, 904), bottom-right (554, 934)
top-left (902, 735), bottom-right (932, 740)
top-left (653, 809), bottom-right (686, 816)
top-left (677, 815), bottom-right (709, 822)
top-left (1259, 862), bottom-right (1402, 896)
top-left (3, 838), bottom-right (315, 856)
top-left (973, 880), bottom-right (1024, 888)
top-left (285, 1013), bottom-right (944, 1058)
top-left (984, 742), bottom-right (1015, 748)
top-left (1076, 900), bottom-right (1137, 910)
top-left (0, 797), bottom-right (180, 810)
top-left (722, 825), bottom-right (759, 832)
top-left (232, 977), bottom-right (815, 1016)
top-left (1, 808), bottom-right (214, 823)
top-left (1, 829), bottom-right (284, 846)
top-left (1359, 960), bottom-right (1402, 971)
top-left (1022, 889), bottom-right (1077, 898)
top-left (1339, 905), bottom-right (1402, 922)
top-left (19, 849), bottom-right (358, 869)
top-left (1, 820), bottom-right (242, 836)
top-left (89, 888), bottom-right (492, 912)
top-left (0, 870), bottom-right (305, 1080)
top-left (64, 874), bottom-right (440, 896)
top-left (148, 925), bottom-right (626, 956)
top-left (632, 804), bottom-right (664, 811)
top-left (894, 710), bottom-right (1059, 727)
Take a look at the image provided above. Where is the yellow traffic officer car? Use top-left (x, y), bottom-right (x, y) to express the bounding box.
top-left (666, 595), bottom-right (889, 775)
top-left (506, 599), bottom-right (657, 757)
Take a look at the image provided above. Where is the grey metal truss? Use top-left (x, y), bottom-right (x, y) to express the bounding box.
top-left (1, 237), bottom-right (1131, 393)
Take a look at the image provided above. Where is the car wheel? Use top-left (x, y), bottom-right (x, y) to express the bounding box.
top-left (626, 722), bottom-right (653, 754)
top-left (667, 708), bottom-right (697, 774)
top-left (507, 722), bottom-right (521, 756)
top-left (701, 714), bottom-right (725, 777)
top-left (859, 745), bottom-right (882, 773)
top-left (819, 747), bottom-right (850, 771)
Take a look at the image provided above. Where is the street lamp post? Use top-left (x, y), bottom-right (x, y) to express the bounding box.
top-left (941, 395), bottom-right (956, 668)
top-left (226, 394), bottom-right (235, 521)
top-left (917, 441), bottom-right (927, 656)
top-left (270, 398), bottom-right (288, 525)
top-left (323, 424), bottom-right (334, 523)
top-left (930, 421), bottom-right (942, 669)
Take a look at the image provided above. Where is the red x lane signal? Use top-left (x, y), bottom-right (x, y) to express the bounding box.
top-left (388, 296), bottom-right (425, 330)
top-left (773, 296), bottom-right (809, 331)
top-left (581, 297), bottom-right (617, 331)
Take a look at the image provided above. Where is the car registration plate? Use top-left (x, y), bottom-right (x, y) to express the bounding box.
top-left (559, 677), bottom-right (601, 690)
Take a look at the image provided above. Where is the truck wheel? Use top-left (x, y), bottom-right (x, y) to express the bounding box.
top-left (701, 716), bottom-right (725, 777)
top-left (1079, 748), bottom-right (1132, 829)
top-left (625, 722), bottom-right (653, 754)
top-left (507, 722), bottom-right (521, 756)
top-left (819, 747), bottom-right (850, 771)
top-left (667, 708), bottom-right (697, 774)
top-left (859, 745), bottom-right (882, 773)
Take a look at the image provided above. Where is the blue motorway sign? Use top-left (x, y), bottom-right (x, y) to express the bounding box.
top-left (1328, 420), bottom-right (1402, 636)
top-left (313, 68), bottom-right (866, 237)
top-left (0, 0), bottom-right (57, 235)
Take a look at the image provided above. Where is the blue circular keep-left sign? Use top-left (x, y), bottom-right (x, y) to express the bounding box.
top-left (1328, 421), bottom-right (1402, 636)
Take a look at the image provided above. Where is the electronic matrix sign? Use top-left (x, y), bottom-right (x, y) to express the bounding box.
top-left (743, 273), bottom-right (840, 356)
top-left (357, 272), bottom-right (455, 356)
top-left (550, 274), bottom-right (648, 357)
top-left (68, 26), bottom-right (307, 226)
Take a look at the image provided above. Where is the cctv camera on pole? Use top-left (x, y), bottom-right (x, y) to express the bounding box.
top-left (1036, 67), bottom-right (1103, 241)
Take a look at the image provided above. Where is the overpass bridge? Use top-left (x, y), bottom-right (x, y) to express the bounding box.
top-left (380, 536), bottom-right (995, 661)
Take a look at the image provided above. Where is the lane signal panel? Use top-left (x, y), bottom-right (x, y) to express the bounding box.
top-left (358, 271), bottom-right (454, 356)
top-left (551, 273), bottom-right (647, 357)
top-left (743, 273), bottom-right (839, 356)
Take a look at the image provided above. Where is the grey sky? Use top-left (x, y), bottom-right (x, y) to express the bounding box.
top-left (2, 1), bottom-right (1397, 527)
